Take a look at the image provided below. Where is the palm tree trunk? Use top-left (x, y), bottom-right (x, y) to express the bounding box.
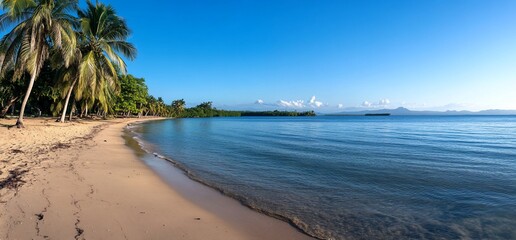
top-left (1, 97), bottom-right (18, 118)
top-left (69, 100), bottom-right (75, 121)
top-left (16, 73), bottom-right (37, 128)
top-left (60, 79), bottom-right (77, 123)
top-left (85, 103), bottom-right (88, 117)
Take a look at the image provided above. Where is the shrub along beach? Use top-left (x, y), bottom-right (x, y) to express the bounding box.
top-left (0, 0), bottom-right (312, 239)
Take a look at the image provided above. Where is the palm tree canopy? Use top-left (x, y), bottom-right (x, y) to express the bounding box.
top-left (72, 0), bottom-right (136, 111)
top-left (0, 0), bottom-right (78, 79)
top-left (0, 0), bottom-right (36, 21)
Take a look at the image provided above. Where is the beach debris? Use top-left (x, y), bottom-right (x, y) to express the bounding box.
top-left (74, 219), bottom-right (84, 240)
top-left (11, 149), bottom-right (24, 154)
top-left (0, 169), bottom-right (28, 189)
top-left (194, 217), bottom-right (201, 220)
top-left (75, 227), bottom-right (84, 240)
top-left (35, 213), bottom-right (44, 220)
top-left (104, 140), bottom-right (107, 142)
top-left (50, 142), bottom-right (71, 150)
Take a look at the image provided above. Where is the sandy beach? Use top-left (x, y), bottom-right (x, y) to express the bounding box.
top-left (0, 118), bottom-right (311, 240)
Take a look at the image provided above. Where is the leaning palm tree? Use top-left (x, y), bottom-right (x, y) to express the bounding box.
top-left (171, 99), bottom-right (186, 117)
top-left (58, 0), bottom-right (136, 122)
top-left (0, 0), bottom-right (77, 128)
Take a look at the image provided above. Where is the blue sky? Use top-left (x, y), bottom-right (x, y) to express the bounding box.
top-left (105, 0), bottom-right (516, 112)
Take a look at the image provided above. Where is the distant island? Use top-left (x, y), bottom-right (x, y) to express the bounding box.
top-left (327, 107), bottom-right (516, 116)
top-left (365, 113), bottom-right (391, 116)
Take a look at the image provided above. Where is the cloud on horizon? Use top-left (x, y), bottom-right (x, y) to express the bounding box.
top-left (379, 99), bottom-right (390, 105)
top-left (309, 96), bottom-right (324, 108)
top-left (276, 96), bottom-right (326, 109)
top-left (277, 99), bottom-right (305, 108)
top-left (218, 99), bottom-right (510, 114)
top-left (362, 98), bottom-right (391, 108)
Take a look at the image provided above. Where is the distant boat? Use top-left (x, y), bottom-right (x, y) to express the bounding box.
top-left (365, 113), bottom-right (390, 116)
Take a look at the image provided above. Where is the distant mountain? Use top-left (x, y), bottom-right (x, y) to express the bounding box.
top-left (328, 107), bottom-right (516, 116)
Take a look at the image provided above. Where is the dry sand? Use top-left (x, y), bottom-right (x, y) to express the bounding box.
top-left (0, 118), bottom-right (312, 240)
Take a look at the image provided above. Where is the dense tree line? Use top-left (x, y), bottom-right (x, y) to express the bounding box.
top-left (181, 102), bottom-right (241, 118)
top-left (0, 0), bottom-right (138, 127)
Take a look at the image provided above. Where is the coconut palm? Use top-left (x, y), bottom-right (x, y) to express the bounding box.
top-left (58, 0), bottom-right (136, 122)
top-left (0, 0), bottom-right (77, 127)
top-left (171, 99), bottom-right (186, 117)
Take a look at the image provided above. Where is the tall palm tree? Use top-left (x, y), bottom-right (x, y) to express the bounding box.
top-left (145, 95), bottom-right (156, 116)
top-left (58, 0), bottom-right (136, 122)
top-left (171, 99), bottom-right (186, 117)
top-left (0, 0), bottom-right (77, 128)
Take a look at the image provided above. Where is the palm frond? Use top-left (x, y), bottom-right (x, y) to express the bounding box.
top-left (1, 0), bottom-right (36, 18)
top-left (106, 40), bottom-right (136, 60)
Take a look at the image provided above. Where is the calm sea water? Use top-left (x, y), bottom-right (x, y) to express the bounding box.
top-left (130, 116), bottom-right (516, 239)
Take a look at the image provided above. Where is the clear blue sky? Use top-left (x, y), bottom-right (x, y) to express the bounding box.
top-left (105, 0), bottom-right (516, 112)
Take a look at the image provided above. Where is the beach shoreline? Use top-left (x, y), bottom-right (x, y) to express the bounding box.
top-left (0, 117), bottom-right (311, 240)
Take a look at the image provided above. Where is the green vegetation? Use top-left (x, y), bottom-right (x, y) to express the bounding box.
top-left (177, 104), bottom-right (316, 118)
top-left (181, 102), bottom-right (241, 118)
top-left (0, 0), bottom-right (141, 126)
top-left (0, 0), bottom-right (316, 126)
top-left (1, 0), bottom-right (77, 127)
top-left (114, 75), bottom-right (148, 117)
top-left (57, 0), bottom-right (137, 123)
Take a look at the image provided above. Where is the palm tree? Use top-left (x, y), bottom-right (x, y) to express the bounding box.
top-left (156, 97), bottom-right (166, 116)
top-left (145, 95), bottom-right (156, 116)
top-left (171, 99), bottom-right (186, 117)
top-left (0, 0), bottom-right (77, 128)
top-left (58, 0), bottom-right (136, 122)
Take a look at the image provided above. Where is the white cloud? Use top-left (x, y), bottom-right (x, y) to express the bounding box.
top-left (362, 99), bottom-right (391, 108)
top-left (277, 100), bottom-right (305, 108)
top-left (276, 96), bottom-right (327, 108)
top-left (255, 99), bottom-right (264, 104)
top-left (338, 104), bottom-right (344, 109)
top-left (308, 96), bottom-right (324, 108)
top-left (378, 99), bottom-right (390, 105)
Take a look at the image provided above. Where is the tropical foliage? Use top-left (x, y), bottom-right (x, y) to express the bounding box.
top-left (57, 0), bottom-right (136, 123)
top-left (0, 0), bottom-right (140, 125)
top-left (114, 74), bottom-right (147, 117)
top-left (0, 0), bottom-right (77, 127)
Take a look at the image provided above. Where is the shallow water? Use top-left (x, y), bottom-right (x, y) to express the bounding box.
top-left (130, 116), bottom-right (516, 239)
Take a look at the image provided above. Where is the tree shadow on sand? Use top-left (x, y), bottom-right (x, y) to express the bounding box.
top-left (0, 122), bottom-right (17, 129)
